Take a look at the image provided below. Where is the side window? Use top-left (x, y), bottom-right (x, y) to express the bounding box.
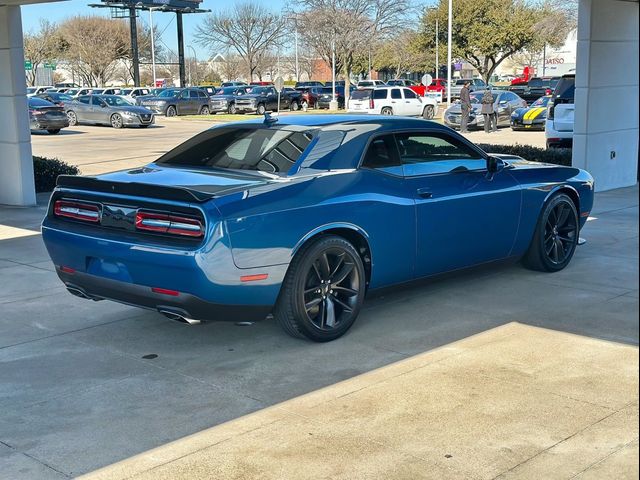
top-left (395, 133), bottom-right (485, 176)
top-left (189, 90), bottom-right (199, 98)
top-left (361, 135), bottom-right (402, 174)
top-left (198, 90), bottom-right (208, 98)
top-left (391, 88), bottom-right (402, 99)
top-left (77, 96), bottom-right (91, 105)
top-left (373, 89), bottom-right (387, 100)
top-left (403, 88), bottom-right (417, 99)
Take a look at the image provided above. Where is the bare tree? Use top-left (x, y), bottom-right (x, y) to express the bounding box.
top-left (57, 16), bottom-right (130, 86)
top-left (23, 20), bottom-right (62, 86)
top-left (293, 0), bottom-right (413, 103)
top-left (195, 1), bottom-right (288, 81)
top-left (218, 54), bottom-right (243, 82)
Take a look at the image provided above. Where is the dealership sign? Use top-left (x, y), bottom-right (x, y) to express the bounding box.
top-left (546, 57), bottom-right (565, 64)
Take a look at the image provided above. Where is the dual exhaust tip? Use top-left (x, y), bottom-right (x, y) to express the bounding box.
top-left (65, 287), bottom-right (201, 325)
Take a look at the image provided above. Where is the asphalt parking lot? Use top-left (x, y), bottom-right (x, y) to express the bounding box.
top-left (30, 114), bottom-right (547, 176)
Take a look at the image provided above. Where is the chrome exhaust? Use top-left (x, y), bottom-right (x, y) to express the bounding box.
top-left (67, 286), bottom-right (92, 299)
top-left (159, 309), bottom-right (201, 325)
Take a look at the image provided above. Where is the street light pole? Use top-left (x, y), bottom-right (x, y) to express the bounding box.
top-left (446, 0), bottom-right (452, 106)
top-left (188, 44), bottom-right (197, 85)
top-left (435, 17), bottom-right (439, 79)
top-left (329, 35), bottom-right (338, 110)
top-left (149, 7), bottom-right (157, 87)
top-left (294, 23), bottom-right (299, 82)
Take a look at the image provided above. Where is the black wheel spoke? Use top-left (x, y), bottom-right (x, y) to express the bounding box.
top-left (305, 297), bottom-right (322, 312)
top-left (556, 204), bottom-right (570, 227)
top-left (332, 286), bottom-right (359, 297)
top-left (331, 295), bottom-right (353, 313)
top-left (319, 253), bottom-right (331, 278)
top-left (555, 238), bottom-right (565, 261)
top-left (311, 262), bottom-right (322, 281)
top-left (324, 298), bottom-right (336, 327)
top-left (558, 235), bottom-right (573, 243)
top-left (331, 262), bottom-right (354, 285)
top-left (330, 253), bottom-right (345, 277)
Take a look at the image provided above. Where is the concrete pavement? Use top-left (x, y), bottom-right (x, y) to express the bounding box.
top-left (0, 177), bottom-right (637, 479)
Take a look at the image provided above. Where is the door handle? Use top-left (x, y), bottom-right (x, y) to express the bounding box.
top-left (416, 188), bottom-right (433, 199)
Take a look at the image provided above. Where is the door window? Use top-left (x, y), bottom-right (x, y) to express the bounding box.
top-left (189, 90), bottom-right (199, 98)
top-left (403, 89), bottom-right (418, 99)
top-left (372, 89), bottom-right (387, 100)
top-left (361, 135), bottom-right (402, 175)
top-left (391, 89), bottom-right (402, 99)
top-left (395, 133), bottom-right (484, 176)
top-left (77, 96), bottom-right (91, 105)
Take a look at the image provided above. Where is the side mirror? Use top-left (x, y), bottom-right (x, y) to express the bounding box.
top-left (486, 156), bottom-right (505, 176)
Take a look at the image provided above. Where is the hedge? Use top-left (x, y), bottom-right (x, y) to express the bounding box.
top-left (477, 143), bottom-right (572, 166)
top-left (33, 156), bottom-right (80, 193)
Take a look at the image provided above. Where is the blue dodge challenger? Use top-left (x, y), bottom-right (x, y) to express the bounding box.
top-left (42, 115), bottom-right (594, 341)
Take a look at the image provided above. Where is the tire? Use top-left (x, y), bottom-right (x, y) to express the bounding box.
top-left (139, 124), bottom-right (149, 128)
top-left (381, 107), bottom-right (393, 115)
top-left (422, 105), bottom-right (435, 119)
top-left (47, 129), bottom-right (61, 134)
top-left (256, 103), bottom-right (266, 115)
top-left (523, 193), bottom-right (579, 272)
top-left (274, 235), bottom-right (366, 342)
top-left (166, 105), bottom-right (177, 117)
top-left (66, 111), bottom-right (77, 126)
top-left (228, 103), bottom-right (237, 114)
top-left (110, 113), bottom-right (123, 129)
top-left (200, 105), bottom-right (210, 115)
top-left (290, 100), bottom-right (299, 111)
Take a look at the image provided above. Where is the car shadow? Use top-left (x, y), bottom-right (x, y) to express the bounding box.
top-left (31, 129), bottom-right (86, 136)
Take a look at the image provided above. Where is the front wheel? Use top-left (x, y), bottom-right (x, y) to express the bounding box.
top-left (256, 103), bottom-right (266, 115)
top-left (422, 105), bottom-right (435, 119)
top-left (200, 105), bottom-right (210, 115)
top-left (165, 105), bottom-right (177, 117)
top-left (290, 100), bottom-right (299, 111)
top-left (228, 103), bottom-right (237, 114)
top-left (274, 235), bottom-right (366, 342)
top-left (110, 113), bottom-right (123, 129)
top-left (523, 193), bottom-right (579, 272)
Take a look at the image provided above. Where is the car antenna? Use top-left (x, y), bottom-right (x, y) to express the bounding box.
top-left (264, 111), bottom-right (278, 126)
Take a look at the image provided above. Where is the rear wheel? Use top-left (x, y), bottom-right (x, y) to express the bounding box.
top-left (66, 111), bottom-right (77, 126)
top-left (47, 129), bottom-right (61, 134)
top-left (290, 100), bottom-right (299, 111)
top-left (110, 113), bottom-right (123, 129)
top-left (274, 235), bottom-right (366, 342)
top-left (523, 193), bottom-right (579, 272)
top-left (422, 105), bottom-right (435, 119)
top-left (381, 107), bottom-right (393, 115)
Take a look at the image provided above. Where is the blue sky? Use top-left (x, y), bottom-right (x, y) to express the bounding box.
top-left (21, 0), bottom-right (287, 59)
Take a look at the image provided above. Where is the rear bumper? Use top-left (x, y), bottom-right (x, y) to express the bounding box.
top-left (58, 269), bottom-right (271, 322)
top-left (30, 118), bottom-right (69, 129)
top-left (546, 138), bottom-right (573, 148)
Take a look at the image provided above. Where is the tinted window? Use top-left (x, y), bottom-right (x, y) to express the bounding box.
top-left (156, 127), bottom-right (315, 174)
top-left (528, 78), bottom-right (543, 87)
top-left (395, 133), bottom-right (484, 176)
top-left (362, 135), bottom-right (401, 171)
top-left (373, 89), bottom-right (387, 100)
top-left (100, 95), bottom-right (133, 106)
top-left (351, 89), bottom-right (372, 100)
top-left (77, 96), bottom-right (91, 105)
top-left (554, 76), bottom-right (575, 100)
top-left (391, 89), bottom-right (402, 99)
top-left (159, 89), bottom-right (180, 98)
top-left (403, 88), bottom-right (417, 99)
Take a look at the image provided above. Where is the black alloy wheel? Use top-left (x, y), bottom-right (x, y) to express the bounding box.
top-left (524, 193), bottom-right (579, 272)
top-left (275, 235), bottom-right (366, 342)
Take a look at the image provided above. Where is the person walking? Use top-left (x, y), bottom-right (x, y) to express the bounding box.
top-left (481, 88), bottom-right (496, 133)
top-left (459, 81), bottom-right (472, 133)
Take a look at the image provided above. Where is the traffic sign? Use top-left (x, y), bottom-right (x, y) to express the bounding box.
top-left (421, 74), bottom-right (432, 86)
top-left (274, 76), bottom-right (284, 93)
top-left (24, 60), bottom-right (32, 70)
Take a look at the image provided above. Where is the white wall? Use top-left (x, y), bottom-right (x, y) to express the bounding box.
top-left (573, 0), bottom-right (639, 191)
top-left (0, 5), bottom-right (36, 206)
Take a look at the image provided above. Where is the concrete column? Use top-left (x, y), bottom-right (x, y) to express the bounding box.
top-left (0, 5), bottom-right (36, 206)
top-left (573, 0), bottom-right (639, 191)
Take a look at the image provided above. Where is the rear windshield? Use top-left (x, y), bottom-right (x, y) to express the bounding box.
top-left (554, 76), bottom-right (575, 100)
top-left (351, 89), bottom-right (372, 100)
top-left (29, 97), bottom-right (55, 107)
top-left (156, 126), bottom-right (316, 174)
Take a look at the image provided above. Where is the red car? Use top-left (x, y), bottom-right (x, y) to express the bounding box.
top-left (250, 81), bottom-right (274, 86)
top-left (386, 79), bottom-right (427, 97)
top-left (426, 78), bottom-right (447, 94)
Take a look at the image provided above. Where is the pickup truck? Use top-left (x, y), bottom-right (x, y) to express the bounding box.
top-left (509, 76), bottom-right (561, 104)
top-left (386, 79), bottom-right (427, 97)
top-left (449, 78), bottom-right (487, 99)
top-left (234, 86), bottom-right (299, 114)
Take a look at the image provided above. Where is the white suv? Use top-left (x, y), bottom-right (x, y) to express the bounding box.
top-left (545, 74), bottom-right (575, 149)
top-left (347, 86), bottom-right (438, 119)
top-left (357, 80), bottom-right (386, 88)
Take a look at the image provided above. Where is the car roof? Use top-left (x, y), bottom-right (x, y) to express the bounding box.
top-left (209, 114), bottom-right (450, 132)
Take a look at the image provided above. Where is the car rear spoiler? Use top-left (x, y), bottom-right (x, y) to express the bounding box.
top-left (56, 175), bottom-right (218, 203)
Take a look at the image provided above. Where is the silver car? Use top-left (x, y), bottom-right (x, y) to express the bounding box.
top-left (65, 95), bottom-right (155, 128)
top-left (443, 90), bottom-right (527, 130)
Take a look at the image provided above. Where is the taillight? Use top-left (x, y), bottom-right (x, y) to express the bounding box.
top-left (369, 97), bottom-right (374, 109)
top-left (54, 200), bottom-right (100, 222)
top-left (548, 103), bottom-right (555, 120)
top-left (135, 211), bottom-right (204, 237)
top-left (545, 88), bottom-right (552, 95)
